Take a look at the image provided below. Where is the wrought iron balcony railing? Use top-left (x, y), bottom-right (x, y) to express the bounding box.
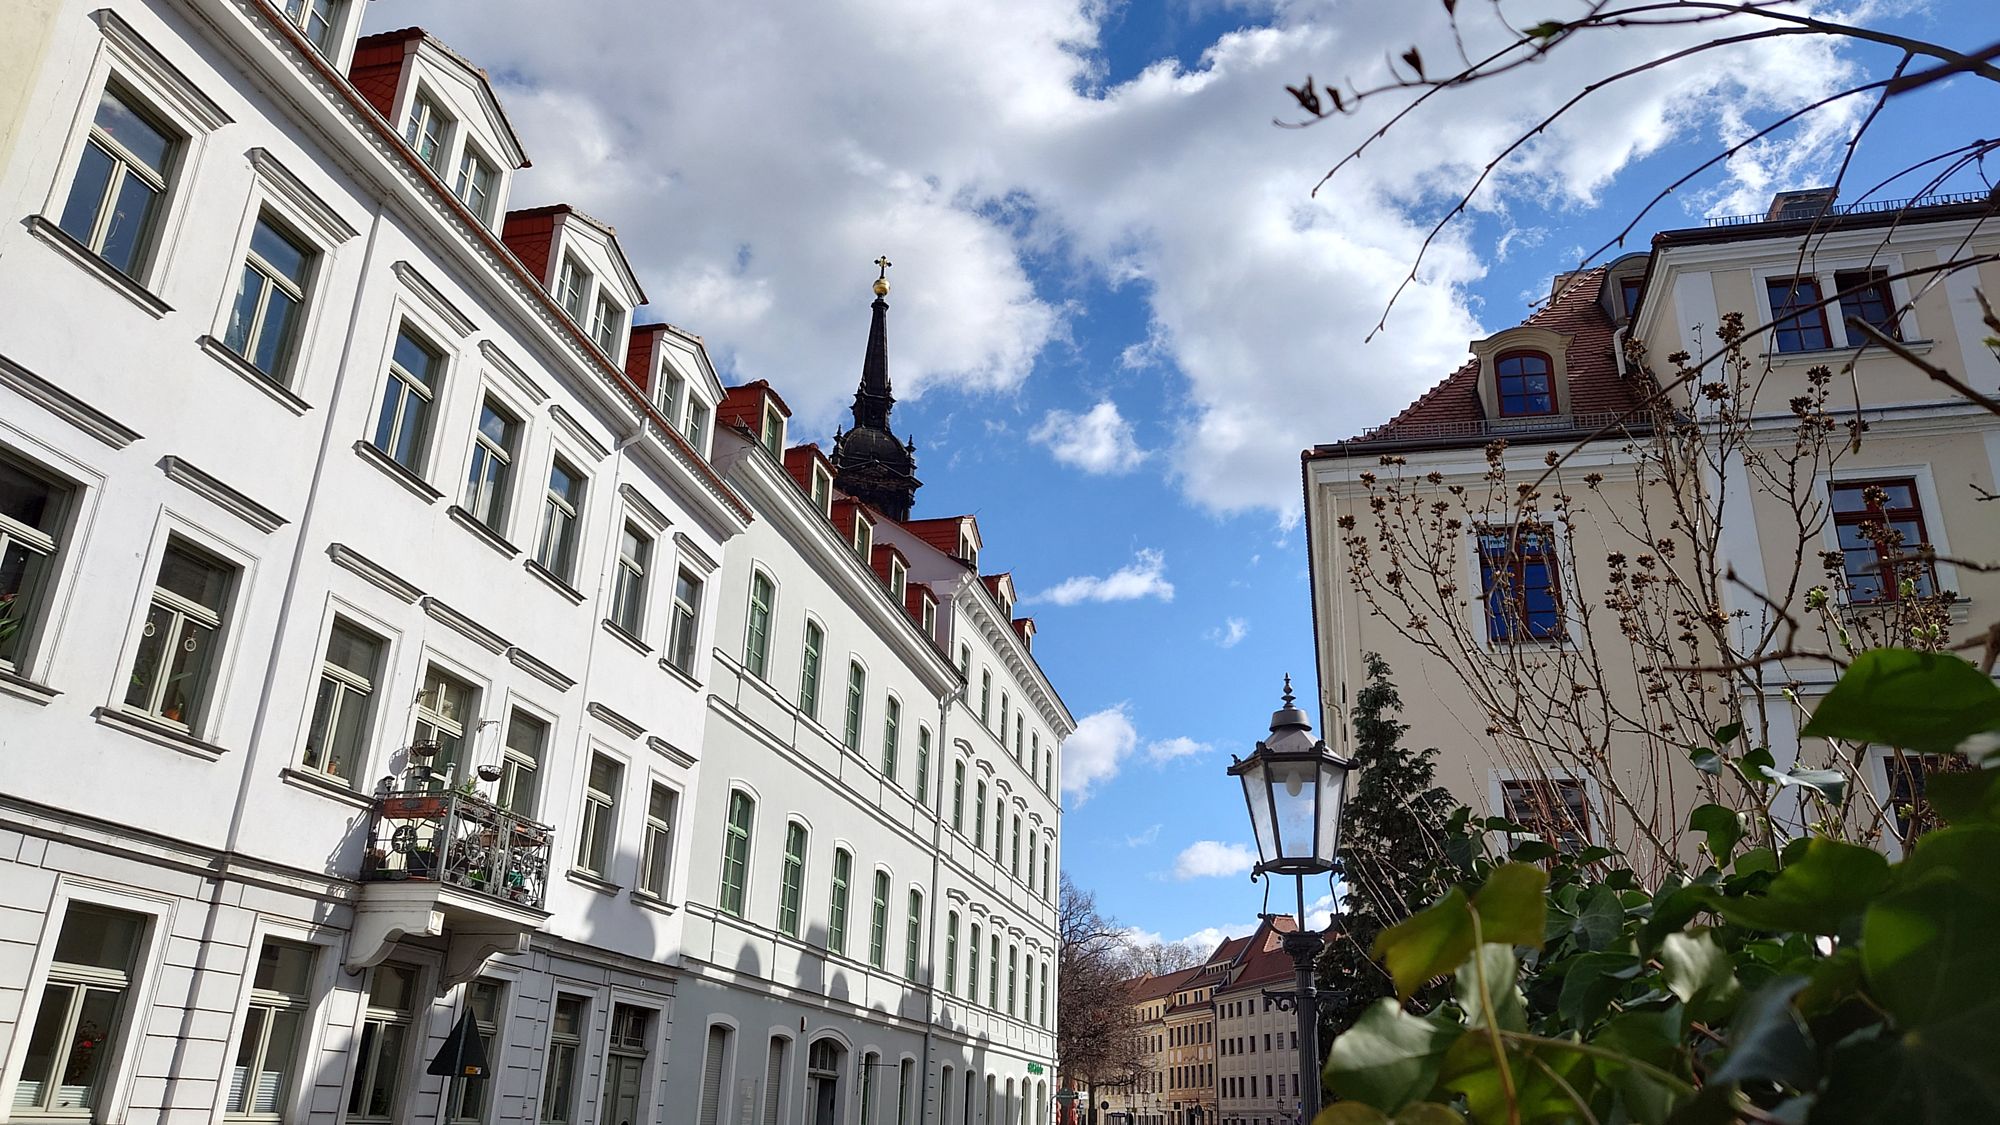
top-left (360, 790), bottom-right (553, 910)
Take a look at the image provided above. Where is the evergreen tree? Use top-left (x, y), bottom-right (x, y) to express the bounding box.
top-left (1317, 652), bottom-right (1460, 1035)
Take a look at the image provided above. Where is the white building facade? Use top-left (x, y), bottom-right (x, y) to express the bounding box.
top-left (0, 2), bottom-right (1068, 1123)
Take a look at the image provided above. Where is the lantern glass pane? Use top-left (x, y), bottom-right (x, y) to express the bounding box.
top-left (1239, 760), bottom-right (1277, 867)
top-left (1315, 757), bottom-right (1350, 864)
top-left (1270, 755), bottom-right (1318, 864)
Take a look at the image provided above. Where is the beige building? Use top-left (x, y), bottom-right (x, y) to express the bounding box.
top-left (1304, 190), bottom-right (2000, 868)
top-left (1213, 917), bottom-right (1307, 1125)
top-left (1113, 970), bottom-right (1180, 1125)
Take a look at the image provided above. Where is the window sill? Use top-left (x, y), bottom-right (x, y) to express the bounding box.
top-left (601, 618), bottom-right (653, 656)
top-left (524, 559), bottom-right (585, 605)
top-left (196, 335), bottom-right (312, 414)
top-left (351, 440), bottom-right (443, 503)
top-left (26, 215), bottom-right (172, 319)
top-left (279, 767), bottom-right (376, 810)
top-left (1761, 338), bottom-right (1934, 365)
top-left (658, 655), bottom-right (703, 690)
top-left (447, 505), bottom-right (521, 558)
top-left (0, 665), bottom-right (60, 706)
top-left (92, 706), bottom-right (229, 760)
top-left (630, 889), bottom-right (679, 917)
top-left (565, 868), bottom-right (621, 896)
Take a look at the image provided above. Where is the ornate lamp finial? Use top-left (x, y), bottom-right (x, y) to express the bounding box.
top-left (873, 255), bottom-right (892, 297)
top-left (1281, 674), bottom-right (1295, 709)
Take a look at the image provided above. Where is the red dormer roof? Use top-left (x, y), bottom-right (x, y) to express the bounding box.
top-left (1012, 617), bottom-right (1037, 648)
top-left (902, 515), bottom-right (979, 560)
top-left (831, 497), bottom-right (876, 543)
top-left (718, 380), bottom-right (791, 436)
top-left (624, 322), bottom-right (670, 394)
top-left (783, 443), bottom-right (833, 500)
top-left (348, 28), bottom-right (529, 168)
top-left (982, 572), bottom-right (1017, 607)
top-left (907, 581), bottom-right (937, 624)
top-left (499, 205), bottom-right (646, 306)
top-left (869, 542), bottom-right (910, 588)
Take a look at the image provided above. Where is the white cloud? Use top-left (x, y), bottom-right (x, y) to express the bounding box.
top-left (1030, 400), bottom-right (1149, 474)
top-left (1206, 617), bottom-right (1248, 648)
top-left (1120, 925), bottom-right (1165, 947)
top-left (1180, 921), bottom-right (1259, 954)
top-left (1146, 736), bottom-right (1210, 764)
top-left (1063, 704), bottom-right (1139, 804)
top-left (1029, 548), bottom-right (1174, 606)
top-left (1173, 840), bottom-right (1258, 880)
top-left (1125, 823), bottom-right (1164, 847)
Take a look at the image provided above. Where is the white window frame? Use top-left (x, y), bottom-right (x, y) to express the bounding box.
top-left (346, 961), bottom-right (423, 1124)
top-left (496, 703), bottom-right (551, 818)
top-left (888, 557), bottom-right (907, 602)
top-left (666, 566), bottom-right (704, 676)
top-left (279, 0), bottom-right (346, 57)
top-left (444, 978), bottom-right (508, 1123)
top-left (590, 292), bottom-right (623, 357)
top-left (220, 209), bottom-right (317, 384)
top-left (403, 87), bottom-right (452, 172)
top-left (609, 520), bottom-right (652, 637)
top-left (463, 392), bottom-right (521, 531)
top-left (372, 318), bottom-right (449, 475)
top-left (575, 750), bottom-right (623, 879)
top-left (534, 455), bottom-right (586, 583)
top-left (683, 397), bottom-right (710, 451)
top-left (453, 141), bottom-right (497, 225)
top-left (655, 365), bottom-right (685, 429)
top-left (539, 994), bottom-right (588, 1124)
top-left (122, 537), bottom-right (235, 732)
top-left (761, 402), bottom-right (785, 458)
top-left (298, 614), bottom-right (385, 785)
top-left (777, 817), bottom-right (809, 937)
top-left (638, 779), bottom-right (678, 899)
top-left (810, 463), bottom-right (832, 516)
top-left (853, 515), bottom-right (873, 561)
top-left (556, 254), bottom-right (592, 324)
top-left (0, 447), bottom-right (75, 676)
top-left (743, 570), bottom-right (776, 679)
top-left (798, 617), bottom-right (824, 718)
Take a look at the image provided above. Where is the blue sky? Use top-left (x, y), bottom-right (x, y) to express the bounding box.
top-left (385, 0), bottom-right (2000, 951)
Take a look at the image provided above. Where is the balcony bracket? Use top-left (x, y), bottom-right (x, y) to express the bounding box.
top-left (443, 928), bottom-right (534, 987)
top-left (346, 885), bottom-right (445, 973)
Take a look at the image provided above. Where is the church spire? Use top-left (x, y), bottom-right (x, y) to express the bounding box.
top-left (852, 256), bottom-right (895, 431)
top-left (831, 256), bottom-right (921, 521)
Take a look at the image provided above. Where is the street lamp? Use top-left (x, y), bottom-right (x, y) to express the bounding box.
top-left (1226, 676), bottom-right (1355, 1124)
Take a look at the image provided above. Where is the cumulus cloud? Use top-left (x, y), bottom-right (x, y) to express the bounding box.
top-left (1146, 736), bottom-right (1210, 764)
top-left (1173, 840), bottom-right (1258, 880)
top-left (1029, 548), bottom-right (1174, 606)
top-left (1030, 401), bottom-right (1149, 473)
top-left (1180, 922), bottom-right (1259, 954)
top-left (1062, 704), bottom-right (1139, 804)
top-left (1206, 617), bottom-right (1248, 648)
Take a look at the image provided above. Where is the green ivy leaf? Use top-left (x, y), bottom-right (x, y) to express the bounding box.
top-left (1660, 930), bottom-right (1741, 1021)
top-left (1688, 748), bottom-right (1724, 776)
top-left (1324, 999), bottom-right (1460, 1111)
top-left (1757, 765), bottom-right (1847, 806)
top-left (1573, 885), bottom-right (1626, 951)
top-left (1710, 975), bottom-right (1815, 1091)
top-left (1556, 950), bottom-right (1642, 1028)
top-left (1374, 864), bottom-right (1547, 998)
top-left (1713, 721), bottom-right (1744, 744)
top-left (1474, 862), bottom-right (1550, 946)
top-left (1925, 767), bottom-right (2000, 825)
top-left (1716, 838), bottom-right (1888, 934)
top-left (1455, 943), bottom-right (1526, 1031)
top-left (1524, 19), bottom-right (1567, 41)
top-left (1863, 825), bottom-right (2000, 1028)
top-left (1508, 839), bottom-right (1557, 863)
top-left (1689, 803), bottom-right (1746, 862)
top-left (1802, 648), bottom-right (2000, 753)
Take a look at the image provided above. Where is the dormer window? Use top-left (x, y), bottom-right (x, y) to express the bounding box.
top-left (960, 534), bottom-right (979, 569)
top-left (997, 592), bottom-right (1012, 619)
top-left (590, 293), bottom-right (622, 356)
top-left (1618, 276), bottom-right (1643, 320)
top-left (853, 516), bottom-right (873, 561)
top-left (655, 368), bottom-right (683, 427)
top-left (761, 402), bottom-right (786, 459)
top-left (453, 145), bottom-right (496, 224)
top-left (921, 595), bottom-right (937, 640)
top-left (404, 91), bottom-right (450, 172)
top-left (810, 464), bottom-right (832, 516)
top-left (683, 399), bottom-right (709, 451)
top-left (1495, 351), bottom-right (1557, 417)
top-left (890, 558), bottom-right (907, 602)
top-left (281, 0), bottom-right (341, 53)
top-left (556, 256), bottom-right (590, 323)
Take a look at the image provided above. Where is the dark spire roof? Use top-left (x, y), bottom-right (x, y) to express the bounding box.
top-left (832, 257), bottom-right (921, 521)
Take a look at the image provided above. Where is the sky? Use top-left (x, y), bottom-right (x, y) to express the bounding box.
top-left (380, 0), bottom-right (2000, 954)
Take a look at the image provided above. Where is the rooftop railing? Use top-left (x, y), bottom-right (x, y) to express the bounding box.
top-left (1340, 409), bottom-right (1645, 447)
top-left (1704, 190), bottom-right (1992, 229)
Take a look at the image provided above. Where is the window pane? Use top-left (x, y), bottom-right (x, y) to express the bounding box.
top-left (96, 88), bottom-right (173, 174)
top-left (250, 220), bottom-right (309, 286)
top-left (58, 141), bottom-right (116, 246)
top-left (223, 264), bottom-right (265, 357)
top-left (254, 1006), bottom-right (304, 1113)
top-left (251, 287), bottom-right (301, 376)
top-left (161, 613), bottom-right (218, 725)
top-left (392, 332), bottom-right (439, 386)
top-left (157, 546), bottom-right (228, 610)
top-left (123, 603), bottom-right (173, 711)
top-left (54, 905), bottom-right (143, 969)
top-left (99, 172), bottom-right (162, 276)
top-left (253, 940), bottom-right (315, 995)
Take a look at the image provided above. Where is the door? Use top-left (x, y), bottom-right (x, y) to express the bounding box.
top-left (605, 1054), bottom-right (645, 1125)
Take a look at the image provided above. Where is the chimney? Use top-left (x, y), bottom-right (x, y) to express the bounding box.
top-left (1767, 187), bottom-right (1837, 222)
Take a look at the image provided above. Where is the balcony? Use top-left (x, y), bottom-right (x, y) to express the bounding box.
top-left (345, 789), bottom-right (555, 984)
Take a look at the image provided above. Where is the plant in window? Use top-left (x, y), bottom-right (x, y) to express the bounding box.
top-left (125, 542), bottom-right (231, 728)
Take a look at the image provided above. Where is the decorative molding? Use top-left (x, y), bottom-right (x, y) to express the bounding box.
top-left (390, 260), bottom-right (477, 338)
top-left (972, 757), bottom-right (996, 777)
top-left (646, 735), bottom-right (696, 768)
top-left (507, 646), bottom-right (576, 692)
top-left (158, 456), bottom-right (288, 533)
top-left (26, 216), bottom-right (172, 319)
top-left (446, 505), bottom-right (521, 559)
top-left (0, 666), bottom-right (61, 706)
top-left (92, 705), bottom-right (228, 760)
top-left (196, 335), bottom-right (313, 414)
top-left (420, 595), bottom-right (509, 654)
top-left (586, 701), bottom-right (645, 740)
top-left (352, 440), bottom-right (444, 503)
top-left (944, 887), bottom-right (970, 905)
top-left (617, 483), bottom-right (671, 534)
top-left (658, 655), bottom-right (702, 692)
top-left (246, 148), bottom-right (358, 244)
top-left (0, 350), bottom-right (142, 448)
top-left (92, 9), bottom-right (232, 131)
top-left (327, 543), bottom-right (423, 604)
top-left (548, 404), bottom-right (609, 461)
top-left (279, 767), bottom-right (375, 811)
top-left (672, 531), bottom-right (718, 576)
top-left (478, 340), bottom-right (548, 405)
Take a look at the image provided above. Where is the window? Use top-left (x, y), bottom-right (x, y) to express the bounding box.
top-left (1883, 752), bottom-right (1961, 842)
top-left (697, 1024), bottom-right (729, 1125)
top-left (973, 780), bottom-right (987, 849)
top-left (0, 454), bottom-right (69, 670)
top-left (859, 1050), bottom-right (879, 1125)
top-left (1043, 748), bottom-right (1052, 796)
top-left (124, 540), bottom-right (232, 730)
top-left (1618, 275), bottom-right (1643, 319)
top-left (1039, 961), bottom-right (1049, 1027)
top-left (868, 870), bottom-right (890, 969)
top-left (1501, 777), bottom-right (1590, 854)
top-left (889, 558), bottom-right (907, 602)
top-left (610, 522), bottom-right (651, 635)
top-left (1831, 479), bottom-right (1935, 602)
top-left (453, 145), bottom-right (496, 224)
top-left (463, 398), bottom-right (518, 529)
top-left (1007, 945), bottom-right (1018, 1016)
top-left (1494, 351), bottom-right (1556, 417)
top-left (1029, 734), bottom-right (1040, 790)
top-left (540, 996), bottom-right (585, 1123)
top-left (761, 402), bottom-right (785, 458)
top-left (347, 962), bottom-right (417, 1122)
top-left (980, 670), bottom-right (992, 725)
top-left (952, 762), bottom-right (965, 831)
top-left (720, 790), bottom-right (754, 916)
top-left (655, 367), bottom-right (684, 429)
top-left (915, 727), bottom-right (932, 807)
top-left (944, 911), bottom-right (959, 996)
top-left (828, 847), bottom-right (852, 955)
top-left (224, 213), bottom-right (312, 380)
top-left (1010, 815), bottom-right (1022, 877)
top-left (882, 696), bottom-right (901, 779)
top-left (498, 710), bottom-right (545, 817)
top-left (957, 645), bottom-right (971, 693)
top-left (1014, 716), bottom-right (1024, 762)
top-left (1478, 525), bottom-right (1562, 643)
top-left (853, 516), bottom-right (872, 561)
top-left (302, 621), bottom-right (382, 783)
top-left (762, 1037), bottom-right (789, 1125)
top-left (534, 458), bottom-right (585, 582)
top-left (667, 569), bottom-right (702, 674)
top-left (999, 693), bottom-right (1010, 742)
top-left (810, 464), bottom-right (832, 515)
top-left (640, 783), bottom-right (676, 898)
top-left (58, 85), bottom-right (177, 277)
top-left (403, 92), bottom-right (449, 171)
top-left (576, 753), bottom-right (621, 878)
top-left (373, 325), bottom-right (443, 471)
top-left (993, 797), bottom-right (1005, 859)
top-left (1834, 269), bottom-right (1900, 343)
top-left (798, 620), bottom-right (823, 717)
top-left (607, 1006), bottom-right (653, 1125)
top-left (843, 660), bottom-right (866, 750)
top-left (778, 820), bottom-right (808, 936)
top-left (445, 980), bottom-right (503, 1122)
top-left (1043, 842), bottom-right (1051, 899)
top-left (684, 399), bottom-right (710, 450)
top-left (967, 923), bottom-right (982, 1002)
top-left (411, 666), bottom-right (474, 786)
top-left (229, 939), bottom-right (314, 1118)
top-left (1026, 831), bottom-right (1037, 890)
top-left (556, 256), bottom-right (590, 323)
top-left (281, 0), bottom-right (341, 52)
top-left (744, 573), bottom-right (774, 678)
top-left (1767, 276), bottom-right (1833, 352)
top-left (16, 904), bottom-right (146, 1114)
top-left (988, 934), bottom-right (1000, 1011)
top-left (590, 293), bottom-right (622, 356)
top-left (898, 1059), bottom-right (915, 1125)
top-left (920, 595), bottom-right (936, 640)
top-left (905, 889), bottom-right (924, 979)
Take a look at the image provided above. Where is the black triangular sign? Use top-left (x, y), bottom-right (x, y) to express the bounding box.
top-left (427, 1009), bottom-right (489, 1078)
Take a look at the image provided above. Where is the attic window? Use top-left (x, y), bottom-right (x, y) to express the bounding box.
top-left (683, 399), bottom-right (709, 451)
top-left (1495, 351), bottom-right (1557, 417)
top-left (589, 293), bottom-right (622, 356)
top-left (281, 0), bottom-right (341, 53)
top-left (997, 591), bottom-right (1012, 619)
top-left (404, 91), bottom-right (451, 172)
top-left (556, 255), bottom-right (591, 323)
top-left (810, 464), bottom-right (832, 516)
top-left (1618, 276), bottom-right (1642, 320)
top-left (853, 515), bottom-right (873, 561)
top-left (761, 402), bottom-right (785, 459)
top-left (890, 558), bottom-right (907, 601)
top-left (960, 534), bottom-right (978, 569)
top-left (921, 595), bottom-right (937, 640)
top-left (656, 367), bottom-right (684, 428)
top-left (453, 145), bottom-right (496, 224)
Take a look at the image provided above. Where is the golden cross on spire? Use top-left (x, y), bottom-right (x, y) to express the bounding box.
top-left (874, 255), bottom-right (892, 278)
top-left (873, 255), bottom-right (892, 297)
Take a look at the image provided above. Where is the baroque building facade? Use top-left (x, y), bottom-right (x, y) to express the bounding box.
top-left (0, 2), bottom-right (1067, 1124)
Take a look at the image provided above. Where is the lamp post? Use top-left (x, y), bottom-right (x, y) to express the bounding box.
top-left (1227, 677), bottom-right (1355, 1125)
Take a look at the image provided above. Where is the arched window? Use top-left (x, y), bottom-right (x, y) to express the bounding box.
top-left (828, 848), bottom-right (852, 955)
top-left (720, 790), bottom-right (755, 916)
top-left (778, 821), bottom-right (808, 936)
top-left (745, 572), bottom-right (775, 678)
top-left (1495, 350), bottom-right (1556, 417)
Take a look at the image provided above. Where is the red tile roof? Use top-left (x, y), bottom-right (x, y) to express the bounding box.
top-left (902, 516), bottom-right (977, 559)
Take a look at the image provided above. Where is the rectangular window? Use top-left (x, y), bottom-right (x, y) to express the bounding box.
top-left (1618, 275), bottom-right (1643, 319)
top-left (667, 569), bottom-right (702, 675)
top-left (777, 820), bottom-right (807, 936)
top-left (798, 620), bottom-right (823, 717)
top-left (224, 213), bottom-right (312, 381)
top-left (868, 870), bottom-right (890, 969)
top-left (498, 709), bottom-right (545, 817)
top-left (607, 1006), bottom-right (653, 1125)
top-left (1478, 525), bottom-right (1562, 643)
top-left (828, 848), bottom-right (851, 955)
top-left (281, 0), bottom-right (341, 52)
top-left (889, 558), bottom-right (906, 602)
top-left (1007, 946), bottom-right (1018, 1016)
top-left (744, 573), bottom-right (773, 678)
top-left (228, 939), bottom-right (315, 1118)
top-left (124, 540), bottom-right (233, 730)
top-left (920, 596), bottom-right (936, 640)
top-left (0, 454), bottom-right (69, 670)
top-left (980, 670), bottom-right (991, 726)
top-left (463, 398), bottom-right (518, 530)
top-left (655, 368), bottom-right (684, 429)
top-left (556, 256), bottom-right (590, 323)
top-left (967, 923), bottom-right (982, 1002)
top-left (952, 762), bottom-right (965, 831)
top-left (904, 889), bottom-right (923, 980)
top-left (882, 696), bottom-right (901, 779)
top-left (373, 325), bottom-right (443, 471)
top-left (1835, 269), bottom-right (1900, 344)
top-left (810, 465), bottom-right (831, 516)
top-left (1026, 830), bottom-right (1037, 889)
top-left (403, 92), bottom-right (448, 171)
top-left (915, 726), bottom-right (932, 807)
top-left (1039, 961), bottom-right (1048, 1027)
top-left (347, 962), bottom-right (417, 1122)
top-left (540, 996), bottom-right (585, 1123)
top-left (944, 911), bottom-right (959, 996)
top-left (577, 753), bottom-right (621, 878)
top-left (445, 980), bottom-right (503, 1122)
top-left (1029, 733), bottom-right (1040, 789)
top-left (720, 790), bottom-right (754, 917)
top-left (590, 293), bottom-right (622, 356)
top-left (698, 1025), bottom-right (730, 1125)
top-left (535, 458), bottom-right (585, 582)
top-left (993, 797), bottom-right (1005, 859)
top-left (16, 904), bottom-right (146, 1115)
top-left (1010, 815), bottom-right (1021, 878)
top-left (1043, 842), bottom-right (1051, 899)
top-left (1767, 276), bottom-right (1832, 352)
top-left (761, 402), bottom-right (785, 458)
top-left (843, 661), bottom-right (866, 750)
top-left (853, 516), bottom-right (872, 561)
top-left (973, 780), bottom-right (986, 849)
top-left (453, 146), bottom-right (495, 224)
top-left (640, 783), bottom-right (677, 898)
top-left (411, 665), bottom-right (474, 787)
top-left (302, 620), bottom-right (382, 783)
top-left (762, 1038), bottom-right (788, 1125)
top-left (999, 693), bottom-right (1009, 741)
top-left (58, 85), bottom-right (177, 277)
top-left (1014, 716), bottom-right (1024, 762)
top-left (1831, 478), bottom-right (1935, 603)
top-left (987, 935), bottom-right (1000, 1010)
top-left (610, 522), bottom-right (651, 635)
top-left (1500, 777), bottom-right (1590, 854)
top-left (683, 399), bottom-right (710, 451)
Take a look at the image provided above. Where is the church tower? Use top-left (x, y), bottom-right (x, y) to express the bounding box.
top-left (831, 257), bottom-right (922, 520)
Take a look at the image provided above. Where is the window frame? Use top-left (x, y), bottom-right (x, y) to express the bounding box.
top-left (575, 751), bottom-right (622, 880)
top-left (1495, 773), bottom-right (1593, 856)
top-left (868, 869), bottom-right (891, 970)
top-left (497, 706), bottom-right (548, 818)
top-left (777, 819), bottom-right (809, 937)
top-left (372, 320), bottom-right (447, 474)
top-left (720, 789), bottom-right (755, 917)
top-left (346, 961), bottom-right (421, 1123)
top-left (221, 210), bottom-right (316, 383)
top-left (827, 846), bottom-right (852, 955)
top-left (798, 618), bottom-right (824, 718)
top-left (638, 780), bottom-right (677, 899)
top-left (1828, 476), bottom-right (1938, 603)
top-left (534, 456), bottom-right (587, 583)
top-left (539, 994), bottom-right (588, 1123)
top-left (590, 292), bottom-right (623, 357)
top-left (462, 394), bottom-right (521, 532)
top-left (299, 616), bottom-right (385, 785)
top-left (122, 537), bottom-right (235, 733)
top-left (1476, 523), bottom-right (1565, 645)
top-left (881, 694), bottom-right (901, 780)
top-left (279, 0), bottom-right (345, 55)
top-left (609, 521), bottom-right (652, 637)
top-left (1764, 275), bottom-right (1834, 353)
top-left (555, 255), bottom-right (592, 324)
top-left (452, 142), bottom-right (497, 225)
top-left (666, 567), bottom-right (704, 676)
top-left (843, 659), bottom-right (866, 750)
top-left (403, 87), bottom-right (452, 173)
top-left (1493, 350), bottom-right (1558, 418)
top-left (54, 81), bottom-right (181, 280)
top-left (409, 662), bottom-right (478, 788)
top-left (904, 888), bottom-right (924, 980)
top-left (0, 450), bottom-right (75, 675)
top-left (13, 900), bottom-right (156, 1118)
top-left (743, 571), bottom-right (775, 679)
top-left (443, 978), bottom-right (505, 1123)
top-left (224, 935), bottom-right (319, 1121)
